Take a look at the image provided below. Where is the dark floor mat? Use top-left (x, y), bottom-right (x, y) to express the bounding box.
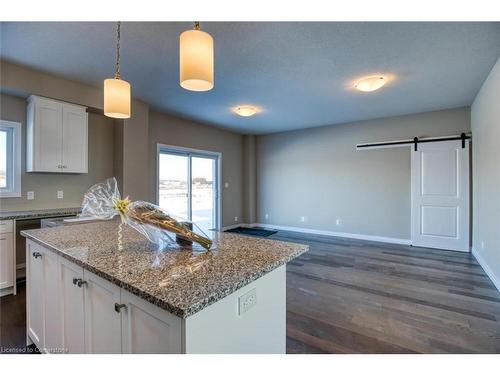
top-left (225, 227), bottom-right (278, 237)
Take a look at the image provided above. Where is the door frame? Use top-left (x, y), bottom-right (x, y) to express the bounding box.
top-left (155, 143), bottom-right (222, 231)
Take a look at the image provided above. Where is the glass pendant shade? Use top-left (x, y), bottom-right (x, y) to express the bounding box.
top-left (104, 78), bottom-right (131, 119)
top-left (179, 28), bottom-right (214, 91)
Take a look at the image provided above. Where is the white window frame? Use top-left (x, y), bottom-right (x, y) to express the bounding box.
top-left (0, 120), bottom-right (22, 198)
top-left (156, 143), bottom-right (222, 231)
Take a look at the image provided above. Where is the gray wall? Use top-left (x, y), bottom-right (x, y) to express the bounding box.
top-left (148, 111), bottom-right (244, 228)
top-left (256, 107), bottom-right (470, 240)
top-left (471, 56), bottom-right (500, 287)
top-left (0, 93), bottom-right (116, 211)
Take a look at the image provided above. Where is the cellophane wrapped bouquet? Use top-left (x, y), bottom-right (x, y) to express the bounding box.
top-left (80, 177), bottom-right (213, 251)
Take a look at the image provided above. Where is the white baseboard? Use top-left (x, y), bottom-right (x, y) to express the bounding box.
top-left (252, 223), bottom-right (411, 245)
top-left (472, 248), bottom-right (500, 292)
top-left (222, 222), bottom-right (411, 246)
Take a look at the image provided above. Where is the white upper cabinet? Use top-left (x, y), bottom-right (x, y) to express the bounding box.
top-left (27, 95), bottom-right (88, 173)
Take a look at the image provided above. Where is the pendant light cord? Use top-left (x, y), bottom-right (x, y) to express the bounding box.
top-left (115, 21), bottom-right (121, 79)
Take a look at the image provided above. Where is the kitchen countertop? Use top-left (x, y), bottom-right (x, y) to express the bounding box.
top-left (0, 207), bottom-right (81, 221)
top-left (21, 219), bottom-right (308, 318)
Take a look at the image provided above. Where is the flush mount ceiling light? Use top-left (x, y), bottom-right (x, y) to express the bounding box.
top-left (104, 22), bottom-right (131, 119)
top-left (234, 105), bottom-right (258, 117)
top-left (180, 22), bottom-right (214, 92)
top-left (354, 76), bottom-right (387, 92)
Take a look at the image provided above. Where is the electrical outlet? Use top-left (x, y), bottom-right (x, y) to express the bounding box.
top-left (57, 190), bottom-right (64, 199)
top-left (239, 288), bottom-right (257, 315)
top-left (300, 216), bottom-right (306, 223)
top-left (234, 216), bottom-right (238, 222)
top-left (265, 213), bottom-right (269, 220)
top-left (336, 218), bottom-right (342, 226)
top-left (224, 182), bottom-right (229, 188)
top-left (27, 191), bottom-right (35, 200)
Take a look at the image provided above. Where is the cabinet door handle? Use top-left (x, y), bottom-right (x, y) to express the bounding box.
top-left (114, 303), bottom-right (127, 313)
top-left (72, 277), bottom-right (78, 285)
top-left (76, 279), bottom-right (87, 288)
top-left (33, 252), bottom-right (42, 259)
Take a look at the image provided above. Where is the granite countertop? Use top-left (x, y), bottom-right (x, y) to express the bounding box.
top-left (0, 207), bottom-right (81, 221)
top-left (21, 219), bottom-right (308, 318)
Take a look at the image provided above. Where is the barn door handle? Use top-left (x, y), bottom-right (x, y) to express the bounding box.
top-left (114, 303), bottom-right (127, 313)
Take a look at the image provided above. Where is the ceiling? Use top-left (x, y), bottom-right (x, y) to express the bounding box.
top-left (1, 22), bottom-right (499, 134)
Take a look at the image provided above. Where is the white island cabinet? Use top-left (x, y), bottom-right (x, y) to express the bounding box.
top-left (25, 238), bottom-right (290, 354)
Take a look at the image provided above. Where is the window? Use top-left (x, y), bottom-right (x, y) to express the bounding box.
top-left (0, 120), bottom-right (21, 197)
top-left (157, 144), bottom-right (221, 232)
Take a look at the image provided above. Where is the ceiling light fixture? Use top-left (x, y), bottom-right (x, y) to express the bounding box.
top-left (180, 22), bottom-right (214, 92)
top-left (104, 21), bottom-right (131, 119)
top-left (355, 76), bottom-right (387, 92)
top-left (234, 105), bottom-right (258, 117)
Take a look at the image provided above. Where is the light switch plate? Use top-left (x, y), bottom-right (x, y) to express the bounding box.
top-left (57, 190), bottom-right (64, 199)
top-left (27, 191), bottom-right (34, 200)
top-left (239, 288), bottom-right (257, 315)
top-left (224, 182), bottom-right (229, 188)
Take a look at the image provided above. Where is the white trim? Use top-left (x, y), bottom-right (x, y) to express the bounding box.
top-left (0, 120), bottom-right (22, 198)
top-left (222, 222), bottom-right (411, 245)
top-left (472, 248), bottom-right (500, 292)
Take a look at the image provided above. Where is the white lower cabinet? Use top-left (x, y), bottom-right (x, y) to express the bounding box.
top-left (42, 249), bottom-right (62, 353)
top-left (84, 271), bottom-right (122, 354)
top-left (26, 239), bottom-right (182, 354)
top-left (59, 257), bottom-right (84, 353)
top-left (120, 289), bottom-right (182, 354)
top-left (0, 222), bottom-right (15, 292)
top-left (26, 242), bottom-right (44, 349)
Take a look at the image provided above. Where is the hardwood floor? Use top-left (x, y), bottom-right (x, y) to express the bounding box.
top-left (1, 231), bottom-right (500, 354)
top-left (0, 282), bottom-right (39, 354)
top-left (268, 230), bottom-right (500, 354)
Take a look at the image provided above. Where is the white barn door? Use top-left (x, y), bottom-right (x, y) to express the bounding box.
top-left (411, 140), bottom-right (470, 252)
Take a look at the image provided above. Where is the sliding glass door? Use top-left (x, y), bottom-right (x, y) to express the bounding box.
top-left (157, 146), bottom-right (220, 232)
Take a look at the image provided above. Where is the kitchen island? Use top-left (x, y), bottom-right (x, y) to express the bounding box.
top-left (21, 219), bottom-right (308, 354)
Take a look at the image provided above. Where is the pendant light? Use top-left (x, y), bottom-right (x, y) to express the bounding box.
top-left (104, 21), bottom-right (131, 119)
top-left (179, 22), bottom-right (214, 92)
